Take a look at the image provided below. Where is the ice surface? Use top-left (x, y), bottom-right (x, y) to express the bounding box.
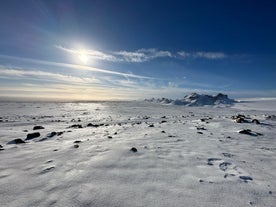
top-left (0, 100), bottom-right (275, 207)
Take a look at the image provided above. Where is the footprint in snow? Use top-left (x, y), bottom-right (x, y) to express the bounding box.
top-left (207, 158), bottom-right (253, 183)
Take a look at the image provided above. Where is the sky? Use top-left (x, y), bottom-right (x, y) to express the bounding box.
top-left (0, 0), bottom-right (275, 101)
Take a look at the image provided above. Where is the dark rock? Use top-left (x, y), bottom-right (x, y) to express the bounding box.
top-left (238, 129), bottom-right (262, 136)
top-left (114, 132), bottom-right (118, 135)
top-left (239, 176), bottom-right (253, 182)
top-left (73, 144), bottom-right (79, 148)
top-left (73, 140), bottom-right (82, 143)
top-left (107, 136), bottom-right (113, 139)
top-left (57, 132), bottom-right (64, 136)
top-left (231, 114), bottom-right (245, 120)
top-left (69, 124), bottom-right (82, 128)
top-left (197, 131), bottom-right (203, 134)
top-left (23, 130), bottom-right (28, 132)
top-left (207, 158), bottom-right (222, 165)
top-left (47, 132), bottom-right (57, 137)
top-left (236, 117), bottom-right (246, 123)
top-left (196, 127), bottom-right (206, 130)
top-left (199, 179), bottom-right (204, 183)
top-left (161, 130), bottom-right (166, 133)
top-left (41, 166), bottom-right (55, 174)
top-left (87, 123), bottom-right (104, 127)
top-left (265, 115), bottom-right (276, 120)
top-left (219, 162), bottom-right (232, 171)
top-left (33, 126), bottom-right (44, 130)
top-left (130, 147), bottom-right (137, 152)
top-left (222, 153), bottom-right (234, 158)
top-left (7, 138), bottom-right (26, 144)
top-left (26, 132), bottom-right (40, 140)
top-left (238, 129), bottom-right (252, 135)
top-left (148, 124), bottom-right (154, 127)
top-left (269, 191), bottom-right (272, 195)
top-left (252, 119), bottom-right (260, 124)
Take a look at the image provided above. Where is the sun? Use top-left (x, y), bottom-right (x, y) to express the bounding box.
top-left (77, 49), bottom-right (89, 65)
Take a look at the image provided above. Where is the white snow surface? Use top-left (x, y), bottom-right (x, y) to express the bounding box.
top-left (0, 100), bottom-right (275, 207)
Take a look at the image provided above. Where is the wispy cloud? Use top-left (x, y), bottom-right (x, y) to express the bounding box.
top-left (56, 45), bottom-right (226, 62)
top-left (0, 54), bottom-right (154, 79)
top-left (178, 51), bottom-right (226, 59)
top-left (56, 45), bottom-right (172, 63)
top-left (0, 68), bottom-right (101, 85)
top-left (114, 48), bottom-right (172, 62)
top-left (55, 45), bottom-right (118, 62)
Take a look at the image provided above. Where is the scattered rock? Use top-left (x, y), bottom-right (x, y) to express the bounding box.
top-left (33, 125), bottom-right (44, 130)
top-left (197, 131), bottom-right (203, 134)
top-left (107, 136), bottom-right (113, 139)
top-left (238, 129), bottom-right (263, 136)
top-left (199, 179), bottom-right (204, 183)
top-left (73, 144), bottom-right (79, 148)
top-left (222, 153), bottom-right (234, 158)
top-left (57, 132), bottom-right (64, 136)
top-left (7, 138), bottom-right (26, 144)
top-left (160, 120), bottom-right (167, 124)
top-left (252, 119), bottom-right (260, 124)
top-left (87, 123), bottom-right (104, 127)
top-left (265, 115), bottom-right (276, 120)
top-left (0, 144), bottom-right (2, 148)
top-left (196, 127), bottom-right (206, 130)
top-left (69, 124), bottom-right (82, 128)
top-left (161, 130), bottom-right (166, 133)
top-left (130, 147), bottom-right (137, 152)
top-left (26, 132), bottom-right (40, 140)
top-left (269, 191), bottom-right (272, 195)
top-left (219, 162), bottom-right (232, 171)
top-left (239, 176), bottom-right (253, 182)
top-left (23, 130), bottom-right (28, 132)
top-left (148, 124), bottom-right (154, 127)
top-left (41, 166), bottom-right (55, 174)
top-left (207, 158), bottom-right (222, 165)
top-left (73, 140), bottom-right (82, 143)
top-left (47, 132), bottom-right (57, 137)
top-left (114, 132), bottom-right (118, 135)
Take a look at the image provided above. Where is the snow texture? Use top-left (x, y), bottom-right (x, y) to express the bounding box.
top-left (0, 99), bottom-right (275, 207)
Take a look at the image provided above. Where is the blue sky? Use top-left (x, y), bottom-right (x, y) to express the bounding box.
top-left (0, 0), bottom-right (275, 100)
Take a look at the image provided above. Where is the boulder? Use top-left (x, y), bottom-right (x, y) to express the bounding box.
top-left (33, 126), bottom-right (45, 130)
top-left (7, 139), bottom-right (26, 144)
top-left (252, 119), bottom-right (260, 124)
top-left (26, 132), bottom-right (40, 140)
top-left (130, 147), bottom-right (138, 152)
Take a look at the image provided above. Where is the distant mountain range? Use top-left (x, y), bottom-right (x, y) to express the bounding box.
top-left (145, 93), bottom-right (236, 106)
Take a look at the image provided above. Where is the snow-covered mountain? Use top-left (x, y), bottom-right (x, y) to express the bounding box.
top-left (145, 93), bottom-right (236, 106)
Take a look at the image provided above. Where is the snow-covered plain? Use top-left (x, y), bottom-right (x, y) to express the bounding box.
top-left (0, 99), bottom-right (275, 207)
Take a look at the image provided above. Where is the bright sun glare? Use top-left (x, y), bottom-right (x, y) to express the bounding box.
top-left (77, 50), bottom-right (89, 64)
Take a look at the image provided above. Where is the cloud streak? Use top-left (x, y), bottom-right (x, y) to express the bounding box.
top-left (178, 51), bottom-right (226, 59)
top-left (0, 54), bottom-right (154, 79)
top-left (56, 45), bottom-right (227, 62)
